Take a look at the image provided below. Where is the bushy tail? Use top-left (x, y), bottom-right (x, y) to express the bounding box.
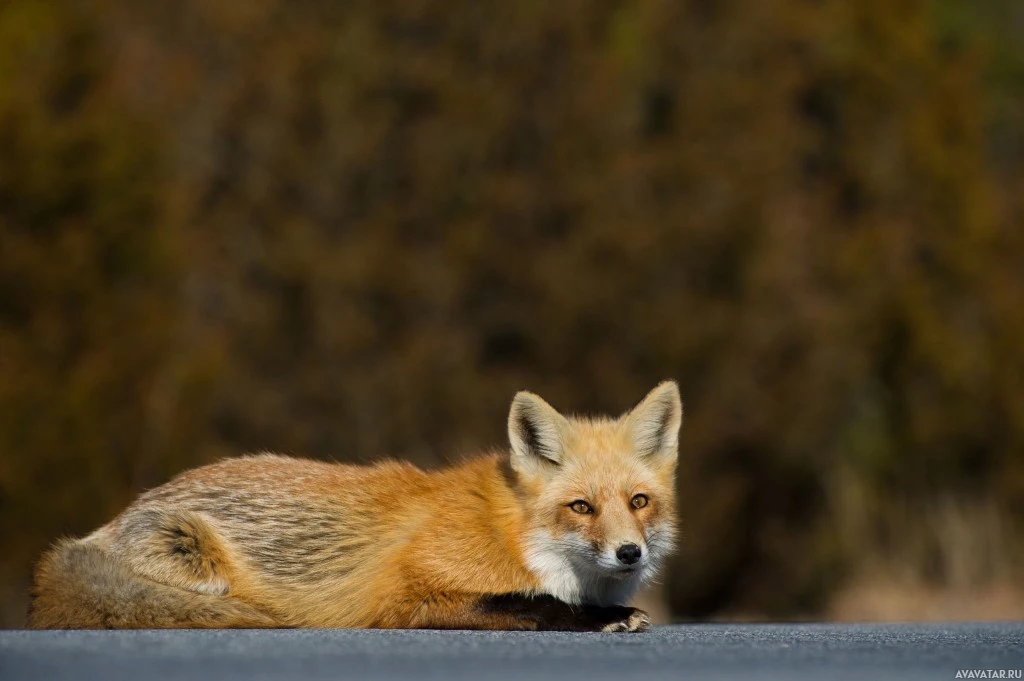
top-left (28, 539), bottom-right (280, 629)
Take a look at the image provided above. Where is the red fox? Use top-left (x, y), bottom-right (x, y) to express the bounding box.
top-left (28, 381), bottom-right (681, 631)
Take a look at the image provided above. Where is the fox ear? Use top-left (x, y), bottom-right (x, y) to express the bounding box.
top-left (508, 391), bottom-right (570, 471)
top-left (625, 381), bottom-right (682, 461)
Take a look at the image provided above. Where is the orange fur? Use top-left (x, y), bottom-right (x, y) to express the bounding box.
top-left (28, 382), bottom-right (681, 631)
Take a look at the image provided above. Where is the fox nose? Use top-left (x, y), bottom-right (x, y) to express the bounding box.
top-left (616, 543), bottom-right (642, 565)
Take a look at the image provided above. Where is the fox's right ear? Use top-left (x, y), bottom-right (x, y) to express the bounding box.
top-left (508, 391), bottom-right (570, 473)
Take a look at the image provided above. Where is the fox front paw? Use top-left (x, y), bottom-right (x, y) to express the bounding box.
top-left (600, 608), bottom-right (651, 633)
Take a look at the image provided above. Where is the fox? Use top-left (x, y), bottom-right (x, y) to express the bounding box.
top-left (28, 381), bottom-right (681, 632)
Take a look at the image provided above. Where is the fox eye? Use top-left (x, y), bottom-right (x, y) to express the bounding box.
top-left (631, 494), bottom-right (649, 510)
top-left (569, 500), bottom-right (593, 514)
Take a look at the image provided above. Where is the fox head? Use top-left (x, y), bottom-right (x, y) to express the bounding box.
top-left (508, 381), bottom-right (681, 606)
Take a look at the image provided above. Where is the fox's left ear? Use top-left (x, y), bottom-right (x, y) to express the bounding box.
top-left (625, 381), bottom-right (682, 461)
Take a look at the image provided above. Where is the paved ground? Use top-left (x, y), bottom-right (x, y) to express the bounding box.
top-left (1, 623), bottom-right (1022, 681)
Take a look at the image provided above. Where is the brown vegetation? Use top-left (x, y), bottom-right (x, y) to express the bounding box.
top-left (1, 0), bottom-right (1022, 626)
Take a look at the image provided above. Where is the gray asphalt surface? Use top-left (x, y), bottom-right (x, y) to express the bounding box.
top-left (2, 623), bottom-right (1022, 681)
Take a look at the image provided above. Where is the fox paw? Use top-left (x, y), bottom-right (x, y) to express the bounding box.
top-left (600, 608), bottom-right (651, 633)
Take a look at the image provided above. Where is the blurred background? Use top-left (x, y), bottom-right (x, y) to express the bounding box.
top-left (1, 0), bottom-right (1023, 628)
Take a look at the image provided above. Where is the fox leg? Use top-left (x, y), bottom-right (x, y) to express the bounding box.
top-left (478, 594), bottom-right (651, 632)
top-left (405, 592), bottom-right (650, 632)
top-left (114, 509), bottom-right (237, 596)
